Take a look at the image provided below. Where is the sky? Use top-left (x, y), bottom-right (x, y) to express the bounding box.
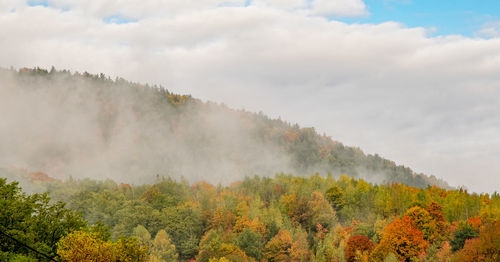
top-left (1, 0), bottom-right (499, 193)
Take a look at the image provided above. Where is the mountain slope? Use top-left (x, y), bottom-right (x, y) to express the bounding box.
top-left (0, 67), bottom-right (448, 188)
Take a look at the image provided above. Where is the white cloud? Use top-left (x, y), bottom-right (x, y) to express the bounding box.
top-left (310, 0), bottom-right (367, 17)
top-left (478, 21), bottom-right (500, 38)
top-left (42, 0), bottom-right (368, 18)
top-left (0, 1), bottom-right (499, 192)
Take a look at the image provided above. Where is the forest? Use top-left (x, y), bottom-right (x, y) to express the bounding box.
top-left (1, 170), bottom-right (499, 261)
top-left (0, 67), bottom-right (447, 189)
top-left (0, 68), bottom-right (498, 261)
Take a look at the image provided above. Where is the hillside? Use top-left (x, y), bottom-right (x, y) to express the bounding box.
top-left (1, 173), bottom-right (498, 261)
top-left (0, 67), bottom-right (448, 188)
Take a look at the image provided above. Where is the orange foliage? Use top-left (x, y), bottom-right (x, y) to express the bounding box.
top-left (370, 216), bottom-right (428, 261)
top-left (118, 183), bottom-right (132, 191)
top-left (289, 231), bottom-right (311, 262)
top-left (345, 235), bottom-right (374, 262)
top-left (315, 224), bottom-right (328, 241)
top-left (454, 238), bottom-right (482, 262)
top-left (263, 230), bottom-right (293, 262)
top-left (28, 171), bottom-right (59, 183)
top-left (210, 207), bottom-right (235, 231)
top-left (233, 216), bottom-right (266, 235)
top-left (436, 241), bottom-right (452, 261)
top-left (141, 185), bottom-right (161, 203)
top-left (283, 130), bottom-right (299, 143)
top-left (467, 217), bottom-right (482, 229)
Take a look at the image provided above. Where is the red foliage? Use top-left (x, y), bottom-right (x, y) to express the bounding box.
top-left (283, 130), bottom-right (299, 142)
top-left (455, 238), bottom-right (482, 262)
top-left (345, 235), bottom-right (374, 262)
top-left (28, 172), bottom-right (59, 183)
top-left (467, 217), bottom-right (482, 229)
top-left (118, 183), bottom-right (132, 191)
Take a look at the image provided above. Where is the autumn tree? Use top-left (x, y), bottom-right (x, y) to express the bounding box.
top-left (452, 221), bottom-right (500, 262)
top-left (197, 230), bottom-right (248, 262)
top-left (289, 231), bottom-right (311, 262)
top-left (345, 235), bottom-right (374, 262)
top-left (149, 230), bottom-right (178, 262)
top-left (309, 191), bottom-right (337, 230)
top-left (57, 230), bottom-right (148, 262)
top-left (57, 231), bottom-right (115, 261)
top-left (264, 230), bottom-right (293, 262)
top-left (370, 216), bottom-right (428, 261)
top-left (404, 206), bottom-right (437, 243)
top-left (326, 185), bottom-right (345, 212)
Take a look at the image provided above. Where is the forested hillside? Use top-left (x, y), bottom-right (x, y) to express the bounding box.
top-left (0, 67), bottom-right (498, 261)
top-left (1, 174), bottom-right (498, 261)
top-left (0, 67), bottom-right (447, 188)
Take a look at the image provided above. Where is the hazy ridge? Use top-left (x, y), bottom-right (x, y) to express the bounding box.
top-left (0, 67), bottom-right (449, 189)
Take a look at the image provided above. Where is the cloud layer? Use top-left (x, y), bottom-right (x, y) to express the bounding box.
top-left (0, 1), bottom-right (499, 192)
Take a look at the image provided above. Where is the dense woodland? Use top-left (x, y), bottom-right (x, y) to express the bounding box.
top-left (1, 67), bottom-right (447, 188)
top-left (1, 172), bottom-right (499, 261)
top-left (1, 68), bottom-right (498, 261)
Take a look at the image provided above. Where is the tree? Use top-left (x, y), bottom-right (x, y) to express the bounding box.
top-left (425, 202), bottom-right (448, 242)
top-left (197, 229), bottom-right (248, 262)
top-left (326, 185), bottom-right (345, 212)
top-left (450, 223), bottom-right (479, 252)
top-left (114, 237), bottom-right (149, 262)
top-left (149, 230), bottom-right (178, 262)
top-left (452, 221), bottom-right (500, 262)
top-left (404, 206), bottom-right (437, 242)
top-left (197, 230), bottom-right (223, 262)
top-left (309, 191), bottom-right (336, 230)
top-left (0, 178), bottom-right (86, 260)
top-left (345, 235), bottom-right (374, 262)
top-left (370, 216), bottom-right (428, 261)
top-left (235, 229), bottom-right (263, 260)
top-left (162, 204), bottom-right (203, 259)
top-left (280, 194), bottom-right (312, 228)
top-left (289, 231), bottom-right (311, 262)
top-left (133, 225), bottom-right (151, 246)
top-left (263, 230), bottom-right (293, 262)
top-left (57, 230), bottom-right (148, 262)
top-left (57, 231), bottom-right (115, 262)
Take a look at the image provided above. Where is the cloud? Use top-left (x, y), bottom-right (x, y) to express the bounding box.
top-left (478, 21), bottom-right (500, 38)
top-left (0, 1), bottom-right (499, 193)
top-left (22, 0), bottom-right (368, 19)
top-left (310, 0), bottom-right (367, 17)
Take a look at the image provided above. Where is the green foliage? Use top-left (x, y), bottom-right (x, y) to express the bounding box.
top-left (162, 204), bottom-right (203, 259)
top-left (0, 178), bottom-right (86, 260)
top-left (235, 228), bottom-right (263, 260)
top-left (149, 230), bottom-right (178, 262)
top-left (3, 171), bottom-right (500, 262)
top-left (325, 185), bottom-right (345, 211)
top-left (451, 223), bottom-right (479, 252)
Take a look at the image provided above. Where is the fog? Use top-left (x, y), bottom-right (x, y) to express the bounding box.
top-left (0, 69), bottom-right (299, 185)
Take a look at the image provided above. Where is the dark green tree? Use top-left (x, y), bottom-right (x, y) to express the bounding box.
top-left (235, 228), bottom-right (263, 260)
top-left (451, 223), bottom-right (479, 252)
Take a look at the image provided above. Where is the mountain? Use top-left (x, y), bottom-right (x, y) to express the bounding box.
top-left (0, 67), bottom-right (448, 188)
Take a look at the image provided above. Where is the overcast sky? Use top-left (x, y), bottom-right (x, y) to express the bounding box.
top-left (1, 0), bottom-right (499, 193)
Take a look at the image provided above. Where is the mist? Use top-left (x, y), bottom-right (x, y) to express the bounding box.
top-left (0, 68), bottom-right (300, 185)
